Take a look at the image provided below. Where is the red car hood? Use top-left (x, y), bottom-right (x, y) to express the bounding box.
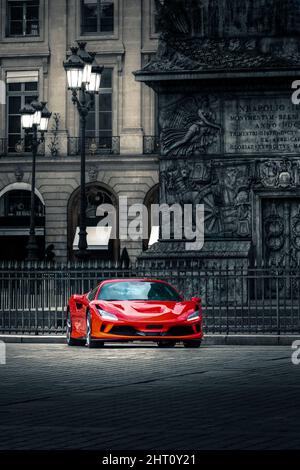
top-left (93, 300), bottom-right (198, 321)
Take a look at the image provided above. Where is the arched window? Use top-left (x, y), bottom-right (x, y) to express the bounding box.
top-left (67, 183), bottom-right (119, 261)
top-left (0, 190), bottom-right (44, 218)
top-left (0, 188), bottom-right (45, 260)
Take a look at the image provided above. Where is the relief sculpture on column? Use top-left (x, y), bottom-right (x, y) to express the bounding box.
top-left (161, 159), bottom-right (253, 238)
top-left (159, 96), bottom-right (222, 156)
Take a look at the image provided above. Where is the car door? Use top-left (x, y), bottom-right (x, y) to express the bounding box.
top-left (71, 294), bottom-right (88, 337)
top-left (80, 286), bottom-right (99, 336)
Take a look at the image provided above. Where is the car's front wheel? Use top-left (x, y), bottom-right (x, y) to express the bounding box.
top-left (183, 340), bottom-right (202, 348)
top-left (157, 341), bottom-right (176, 348)
top-left (66, 311), bottom-right (85, 346)
top-left (86, 311), bottom-right (104, 349)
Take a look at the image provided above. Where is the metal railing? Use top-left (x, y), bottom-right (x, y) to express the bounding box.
top-left (1, 136), bottom-right (162, 156)
top-left (0, 260), bottom-right (300, 335)
top-left (0, 138), bottom-right (45, 156)
top-left (143, 135), bottom-right (160, 154)
top-left (68, 136), bottom-right (120, 156)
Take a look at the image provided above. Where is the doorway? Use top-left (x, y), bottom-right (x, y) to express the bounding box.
top-left (0, 188), bottom-right (45, 260)
top-left (67, 183), bottom-right (119, 261)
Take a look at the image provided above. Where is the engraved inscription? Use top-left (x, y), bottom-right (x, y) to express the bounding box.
top-left (224, 98), bottom-right (300, 154)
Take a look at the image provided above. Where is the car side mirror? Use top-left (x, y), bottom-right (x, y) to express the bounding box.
top-left (74, 294), bottom-right (85, 302)
top-left (191, 296), bottom-right (201, 304)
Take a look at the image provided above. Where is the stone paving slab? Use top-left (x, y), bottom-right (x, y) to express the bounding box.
top-left (0, 344), bottom-right (299, 450)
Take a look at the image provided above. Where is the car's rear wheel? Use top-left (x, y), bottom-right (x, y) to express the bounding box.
top-left (183, 340), bottom-right (202, 348)
top-left (66, 311), bottom-right (85, 346)
top-left (86, 311), bottom-right (104, 349)
top-left (157, 341), bottom-right (176, 348)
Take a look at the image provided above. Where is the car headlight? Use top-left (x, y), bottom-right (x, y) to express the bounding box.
top-left (96, 307), bottom-right (119, 321)
top-left (187, 310), bottom-right (200, 322)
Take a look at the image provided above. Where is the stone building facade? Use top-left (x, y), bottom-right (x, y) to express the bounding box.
top-left (2, 0), bottom-right (300, 268)
top-left (0, 0), bottom-right (159, 261)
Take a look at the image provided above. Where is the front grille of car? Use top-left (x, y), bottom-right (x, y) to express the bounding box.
top-left (141, 332), bottom-right (164, 336)
top-left (110, 326), bottom-right (139, 336)
top-left (146, 325), bottom-right (163, 330)
top-left (110, 326), bottom-right (164, 337)
top-left (109, 325), bottom-right (195, 337)
top-left (166, 326), bottom-right (194, 336)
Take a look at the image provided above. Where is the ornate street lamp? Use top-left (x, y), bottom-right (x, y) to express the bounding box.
top-left (39, 102), bottom-right (52, 132)
top-left (63, 42), bottom-right (103, 259)
top-left (20, 101), bottom-right (52, 261)
top-left (20, 103), bottom-right (35, 130)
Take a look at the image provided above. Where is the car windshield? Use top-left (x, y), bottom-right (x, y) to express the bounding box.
top-left (98, 281), bottom-right (182, 302)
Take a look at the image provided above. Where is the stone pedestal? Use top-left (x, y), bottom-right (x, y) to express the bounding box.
top-left (138, 239), bottom-right (251, 302)
top-left (133, 0), bottom-right (300, 309)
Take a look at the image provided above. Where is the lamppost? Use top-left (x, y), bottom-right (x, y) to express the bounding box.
top-left (20, 101), bottom-right (52, 261)
top-left (63, 42), bottom-right (103, 259)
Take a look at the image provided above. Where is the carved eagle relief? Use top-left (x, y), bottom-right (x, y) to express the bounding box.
top-left (159, 96), bottom-right (221, 156)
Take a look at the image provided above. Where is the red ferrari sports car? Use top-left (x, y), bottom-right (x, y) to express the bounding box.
top-left (66, 278), bottom-right (203, 348)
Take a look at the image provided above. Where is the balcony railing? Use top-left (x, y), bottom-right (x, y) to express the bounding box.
top-left (0, 138), bottom-right (45, 156)
top-left (1, 136), bottom-right (160, 156)
top-left (68, 136), bottom-right (120, 156)
top-left (143, 135), bottom-right (160, 154)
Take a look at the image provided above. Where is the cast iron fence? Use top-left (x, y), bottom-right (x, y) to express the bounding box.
top-left (0, 260), bottom-right (300, 335)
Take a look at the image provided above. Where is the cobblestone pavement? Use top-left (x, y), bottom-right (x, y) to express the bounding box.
top-left (0, 344), bottom-right (299, 450)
